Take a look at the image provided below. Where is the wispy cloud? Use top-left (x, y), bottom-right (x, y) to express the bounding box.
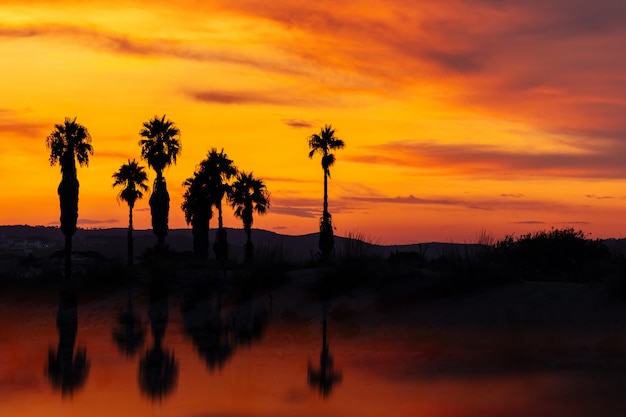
top-left (348, 140), bottom-right (626, 179)
top-left (77, 218), bottom-right (118, 225)
top-left (0, 23), bottom-right (303, 75)
top-left (282, 118), bottom-right (314, 129)
top-left (585, 194), bottom-right (619, 200)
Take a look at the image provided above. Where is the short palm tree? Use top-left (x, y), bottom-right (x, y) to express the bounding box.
top-left (228, 171), bottom-right (270, 262)
top-left (181, 167), bottom-right (213, 261)
top-left (112, 159), bottom-right (149, 265)
top-left (46, 117), bottom-right (93, 279)
top-left (200, 149), bottom-right (237, 262)
top-left (307, 125), bottom-right (344, 259)
top-left (139, 115), bottom-right (181, 250)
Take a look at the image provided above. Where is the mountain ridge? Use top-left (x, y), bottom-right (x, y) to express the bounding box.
top-left (3, 225), bottom-right (626, 262)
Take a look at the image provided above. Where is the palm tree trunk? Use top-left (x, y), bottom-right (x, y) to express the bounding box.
top-left (217, 200), bottom-right (223, 230)
top-left (319, 169), bottom-right (333, 259)
top-left (323, 169), bottom-right (328, 218)
top-left (150, 176), bottom-right (169, 252)
top-left (245, 226), bottom-right (253, 263)
top-left (128, 204), bottom-right (134, 266)
top-left (214, 200), bottom-right (228, 262)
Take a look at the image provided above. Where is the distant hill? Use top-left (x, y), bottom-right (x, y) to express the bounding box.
top-left (3, 225), bottom-right (625, 263)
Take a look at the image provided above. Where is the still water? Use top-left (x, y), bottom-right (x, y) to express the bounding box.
top-left (1, 277), bottom-right (626, 417)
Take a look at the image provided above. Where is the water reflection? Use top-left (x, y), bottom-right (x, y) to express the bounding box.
top-left (138, 267), bottom-right (178, 400)
top-left (112, 284), bottom-right (145, 358)
top-left (230, 288), bottom-right (270, 347)
top-left (182, 275), bottom-right (271, 372)
top-left (46, 281), bottom-right (90, 396)
top-left (183, 279), bottom-right (235, 371)
top-left (308, 304), bottom-right (342, 398)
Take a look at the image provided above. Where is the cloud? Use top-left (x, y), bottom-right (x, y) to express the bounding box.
top-left (188, 89), bottom-right (339, 108)
top-left (77, 218), bottom-right (118, 225)
top-left (512, 220), bottom-right (546, 225)
top-left (585, 194), bottom-right (618, 200)
top-left (282, 119), bottom-right (314, 129)
top-left (270, 206), bottom-right (317, 218)
top-left (0, 23), bottom-right (302, 75)
top-left (349, 194), bottom-right (492, 210)
top-left (189, 90), bottom-right (291, 106)
top-left (348, 140), bottom-right (626, 179)
top-left (501, 194), bottom-right (525, 198)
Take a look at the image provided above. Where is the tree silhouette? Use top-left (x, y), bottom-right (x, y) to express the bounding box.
top-left (46, 117), bottom-right (93, 279)
top-left (112, 159), bottom-right (149, 266)
top-left (200, 149), bottom-right (237, 263)
top-left (308, 125), bottom-right (344, 260)
top-left (139, 115), bottom-right (181, 251)
top-left (228, 171), bottom-right (270, 262)
top-left (181, 167), bottom-right (214, 261)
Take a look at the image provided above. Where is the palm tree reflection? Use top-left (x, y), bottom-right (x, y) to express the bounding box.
top-left (308, 307), bottom-right (342, 398)
top-left (112, 286), bottom-right (145, 358)
top-left (138, 269), bottom-right (178, 400)
top-left (46, 283), bottom-right (90, 396)
top-left (183, 284), bottom-right (235, 371)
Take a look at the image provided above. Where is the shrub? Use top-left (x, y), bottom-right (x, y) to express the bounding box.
top-left (494, 227), bottom-right (611, 281)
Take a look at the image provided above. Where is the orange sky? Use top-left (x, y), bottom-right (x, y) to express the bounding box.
top-left (2, 0), bottom-right (626, 244)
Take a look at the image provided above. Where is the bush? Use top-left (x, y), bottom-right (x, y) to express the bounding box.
top-left (494, 228), bottom-right (611, 281)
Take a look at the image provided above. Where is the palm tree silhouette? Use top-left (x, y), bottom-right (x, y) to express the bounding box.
top-left (200, 149), bottom-right (237, 263)
top-left (181, 167), bottom-right (213, 261)
top-left (46, 282), bottom-right (90, 396)
top-left (138, 115), bottom-right (181, 251)
top-left (308, 125), bottom-right (344, 260)
top-left (46, 117), bottom-right (93, 279)
top-left (112, 159), bottom-right (149, 266)
top-left (228, 171), bottom-right (270, 262)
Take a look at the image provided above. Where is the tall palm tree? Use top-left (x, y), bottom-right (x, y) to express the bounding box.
top-left (308, 125), bottom-right (344, 259)
top-left (46, 117), bottom-right (93, 279)
top-left (181, 167), bottom-right (213, 261)
top-left (139, 115), bottom-right (181, 250)
top-left (112, 159), bottom-right (149, 266)
top-left (228, 171), bottom-right (270, 262)
top-left (200, 149), bottom-right (237, 262)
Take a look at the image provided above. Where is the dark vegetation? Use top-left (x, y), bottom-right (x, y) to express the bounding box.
top-left (3, 225), bottom-right (624, 305)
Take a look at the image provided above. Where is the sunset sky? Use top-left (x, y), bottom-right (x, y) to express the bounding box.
top-left (2, 0), bottom-right (626, 244)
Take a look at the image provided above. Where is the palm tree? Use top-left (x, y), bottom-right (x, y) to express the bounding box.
top-left (200, 149), bottom-right (237, 262)
top-left (308, 125), bottom-right (344, 259)
top-left (46, 117), bottom-right (93, 279)
top-left (181, 167), bottom-right (213, 261)
top-left (228, 171), bottom-right (270, 262)
top-left (139, 115), bottom-right (181, 250)
top-left (112, 159), bottom-right (149, 266)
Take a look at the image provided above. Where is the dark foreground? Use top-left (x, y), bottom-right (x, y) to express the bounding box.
top-left (2, 262), bottom-right (626, 417)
